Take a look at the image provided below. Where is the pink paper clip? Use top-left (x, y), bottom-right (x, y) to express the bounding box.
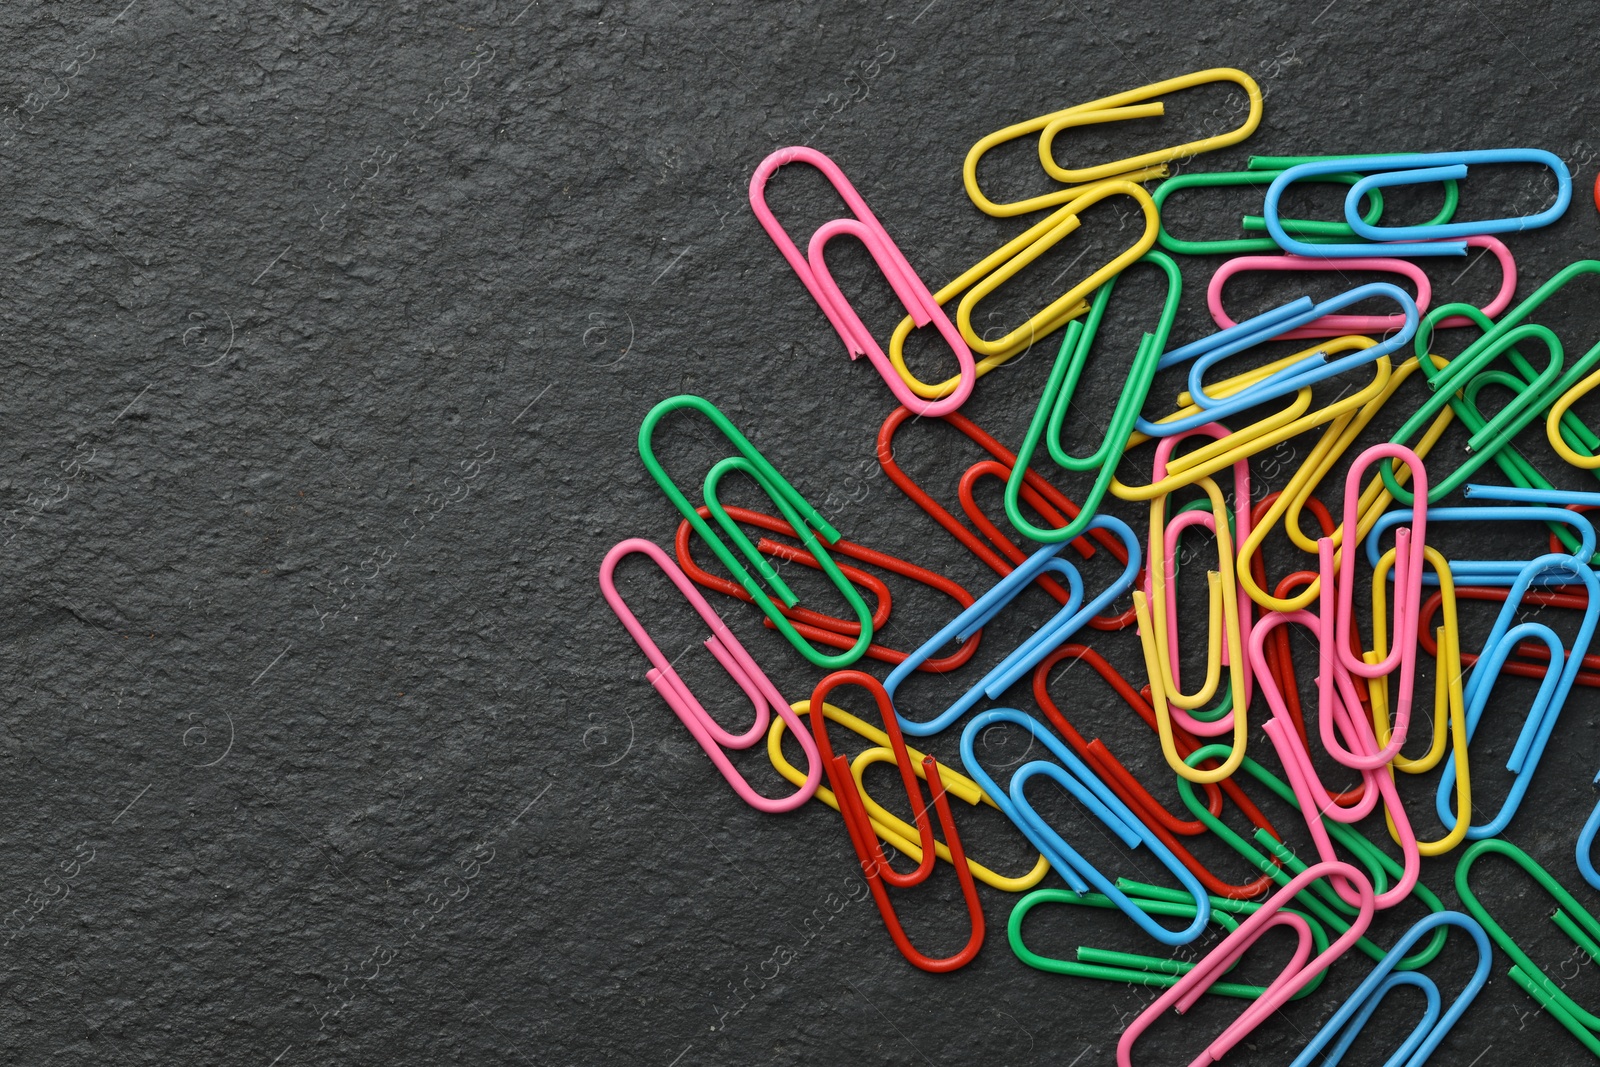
top-left (1144, 423), bottom-right (1255, 741)
top-left (599, 537), bottom-right (822, 812)
top-left (1252, 610), bottom-right (1421, 910)
top-left (1207, 254), bottom-right (1431, 339)
top-left (750, 146), bottom-right (976, 416)
top-left (1327, 444), bottom-right (1426, 770)
top-left (1118, 861), bottom-right (1375, 1067)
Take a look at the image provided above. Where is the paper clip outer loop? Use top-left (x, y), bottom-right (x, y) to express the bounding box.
top-left (1117, 861), bottom-right (1376, 1067)
top-left (639, 395), bottom-right (874, 669)
top-left (1286, 911), bottom-right (1492, 1067)
top-left (963, 67), bottom-right (1261, 218)
top-left (765, 700), bottom-right (1051, 893)
top-left (1456, 837), bottom-right (1600, 1054)
top-left (1003, 250), bottom-right (1182, 544)
top-left (1208, 254), bottom-right (1431, 339)
top-left (1263, 150), bottom-right (1571, 257)
top-left (748, 145), bottom-right (977, 415)
top-left (953, 179), bottom-right (1159, 359)
top-left (599, 538), bottom-right (822, 812)
top-left (960, 707), bottom-right (1211, 946)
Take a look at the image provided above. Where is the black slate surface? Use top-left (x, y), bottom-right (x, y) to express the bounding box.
top-left (6, 1), bottom-right (1600, 1064)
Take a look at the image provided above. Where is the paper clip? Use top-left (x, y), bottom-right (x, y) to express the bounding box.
top-left (765, 700), bottom-right (1051, 893)
top-left (1032, 644), bottom-right (1283, 899)
top-left (1328, 444), bottom-right (1427, 770)
top-left (749, 146), bottom-right (976, 414)
top-left (1175, 744), bottom-right (1451, 972)
top-left (1262, 150), bottom-right (1572, 257)
top-left (1208, 254), bottom-right (1431, 338)
top-left (885, 180), bottom-right (1157, 393)
top-left (808, 671), bottom-right (984, 972)
top-left (964, 68), bottom-right (1262, 218)
top-left (1138, 282), bottom-right (1418, 438)
top-left (639, 395), bottom-right (874, 668)
top-left (1456, 837), bottom-right (1600, 1055)
top-left (885, 517), bottom-right (1141, 736)
top-left (1436, 553), bottom-right (1600, 839)
top-left (1004, 251), bottom-right (1182, 544)
top-left (960, 707), bottom-right (1210, 946)
top-left (599, 538), bottom-right (821, 812)
top-left (1117, 861), bottom-right (1375, 1067)
top-left (1287, 911), bottom-right (1492, 1067)
top-left (1009, 884), bottom-right (1331, 999)
top-left (673, 504), bottom-right (982, 672)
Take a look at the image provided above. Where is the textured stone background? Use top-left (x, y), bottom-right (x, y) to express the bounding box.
top-left (5, 1), bottom-right (1600, 1064)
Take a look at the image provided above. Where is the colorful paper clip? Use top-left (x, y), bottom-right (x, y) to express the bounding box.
top-left (1009, 884), bottom-right (1331, 999)
top-left (1287, 911), bottom-right (1491, 1067)
top-left (1154, 166), bottom-right (1388, 256)
top-left (599, 538), bottom-right (821, 812)
top-left (808, 671), bottom-right (984, 971)
top-left (1263, 149), bottom-right (1571, 257)
top-left (1139, 282), bottom-right (1419, 438)
top-left (1117, 861), bottom-right (1375, 1067)
top-left (1208, 254), bottom-right (1432, 338)
top-left (961, 707), bottom-right (1211, 946)
top-left (749, 146), bottom-right (976, 414)
top-left (964, 68), bottom-right (1262, 218)
top-left (1436, 553), bottom-right (1600, 839)
top-left (639, 395), bottom-right (874, 668)
top-left (1005, 251), bottom-right (1182, 544)
top-left (1457, 838), bottom-right (1600, 1055)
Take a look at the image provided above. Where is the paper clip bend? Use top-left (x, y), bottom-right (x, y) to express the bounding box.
top-left (1004, 250), bottom-right (1182, 544)
top-left (809, 671), bottom-right (985, 972)
top-left (749, 146), bottom-right (976, 415)
top-left (639, 395), bottom-right (874, 668)
top-left (599, 538), bottom-right (821, 812)
top-left (1580, 771), bottom-right (1600, 892)
top-left (961, 707), bottom-right (1210, 946)
top-left (963, 68), bottom-right (1261, 218)
top-left (1456, 837), bottom-right (1600, 1055)
top-left (1117, 861), bottom-right (1375, 1067)
top-left (1287, 911), bottom-right (1492, 1067)
top-left (1263, 150), bottom-right (1571, 257)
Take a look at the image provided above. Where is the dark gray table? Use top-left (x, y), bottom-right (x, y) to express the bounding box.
top-left (6, 1), bottom-right (1600, 1063)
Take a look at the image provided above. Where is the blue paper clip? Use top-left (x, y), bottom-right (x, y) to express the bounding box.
top-left (1138, 283), bottom-right (1417, 438)
top-left (1436, 553), bottom-right (1600, 838)
top-left (1264, 150), bottom-right (1572, 257)
top-left (885, 516), bottom-right (1141, 737)
top-left (960, 707), bottom-right (1210, 946)
top-left (1364, 500), bottom-right (1597, 586)
top-left (1288, 911), bottom-right (1492, 1067)
top-left (1579, 770), bottom-right (1600, 892)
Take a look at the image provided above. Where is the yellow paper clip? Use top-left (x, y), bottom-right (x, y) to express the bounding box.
top-left (963, 68), bottom-right (1263, 218)
top-left (886, 180), bottom-right (1158, 396)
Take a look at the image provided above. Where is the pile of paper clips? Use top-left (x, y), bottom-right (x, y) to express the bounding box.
top-left (600, 68), bottom-right (1600, 1062)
